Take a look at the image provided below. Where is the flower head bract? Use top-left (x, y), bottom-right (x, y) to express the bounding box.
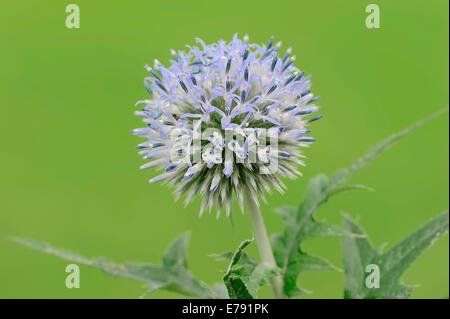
top-left (132, 34), bottom-right (322, 217)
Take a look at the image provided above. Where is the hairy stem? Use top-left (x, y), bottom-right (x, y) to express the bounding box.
top-left (246, 196), bottom-right (286, 299)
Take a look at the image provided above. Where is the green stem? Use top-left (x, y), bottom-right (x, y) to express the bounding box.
top-left (246, 195), bottom-right (286, 299)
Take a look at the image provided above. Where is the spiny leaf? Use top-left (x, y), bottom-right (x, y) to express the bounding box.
top-left (10, 233), bottom-right (211, 298)
top-left (272, 107), bottom-right (448, 297)
top-left (342, 210), bottom-right (449, 299)
top-left (221, 239), bottom-right (278, 299)
top-left (162, 232), bottom-right (189, 268)
top-left (207, 283), bottom-right (230, 299)
top-left (328, 106), bottom-right (448, 189)
top-left (272, 204), bottom-right (345, 297)
top-left (225, 239), bottom-right (253, 274)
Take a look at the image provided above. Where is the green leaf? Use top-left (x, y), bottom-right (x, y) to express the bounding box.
top-left (342, 211), bottom-right (449, 299)
top-left (328, 106), bottom-right (448, 190)
top-left (272, 107), bottom-right (448, 298)
top-left (221, 239), bottom-right (278, 299)
top-left (208, 283), bottom-right (229, 299)
top-left (272, 203), bottom-right (344, 297)
top-left (10, 233), bottom-right (211, 298)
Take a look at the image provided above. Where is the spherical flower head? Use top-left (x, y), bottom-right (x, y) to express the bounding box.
top-left (132, 34), bottom-right (322, 217)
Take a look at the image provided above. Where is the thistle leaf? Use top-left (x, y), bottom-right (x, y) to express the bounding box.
top-left (272, 107), bottom-right (448, 297)
top-left (342, 211), bottom-right (449, 299)
top-left (329, 107), bottom-right (448, 189)
top-left (271, 198), bottom-right (345, 297)
top-left (221, 239), bottom-right (278, 299)
top-left (10, 233), bottom-right (212, 298)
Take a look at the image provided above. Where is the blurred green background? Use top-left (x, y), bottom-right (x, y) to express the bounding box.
top-left (1, 0), bottom-right (448, 299)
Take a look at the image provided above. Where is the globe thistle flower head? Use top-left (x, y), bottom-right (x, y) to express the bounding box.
top-left (132, 34), bottom-right (322, 217)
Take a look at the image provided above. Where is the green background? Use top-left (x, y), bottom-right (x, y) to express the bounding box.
top-left (1, 0), bottom-right (448, 298)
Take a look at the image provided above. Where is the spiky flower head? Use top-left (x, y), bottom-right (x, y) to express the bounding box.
top-left (132, 34), bottom-right (322, 217)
